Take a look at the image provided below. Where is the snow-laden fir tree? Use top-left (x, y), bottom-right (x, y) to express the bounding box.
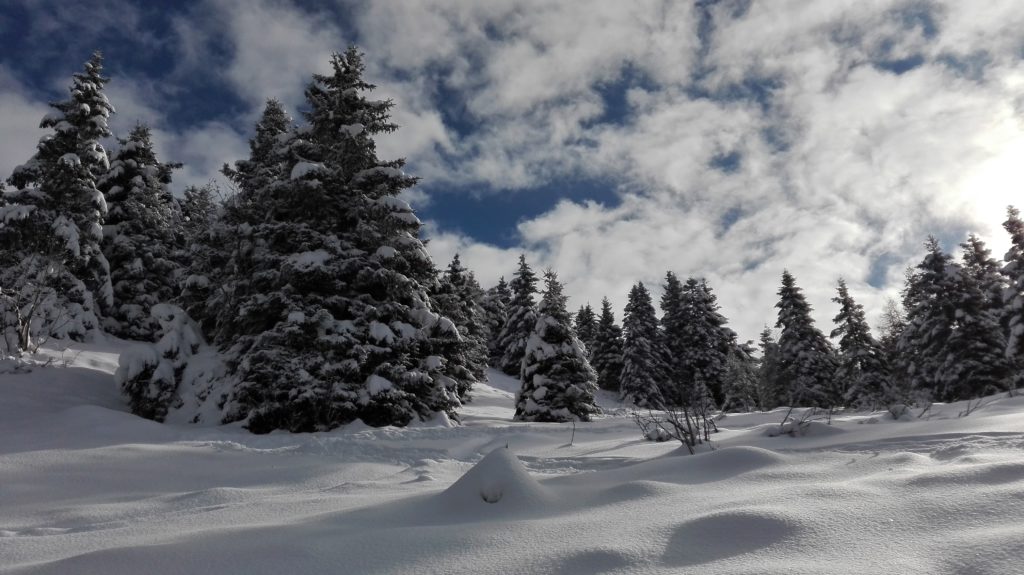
top-left (1, 52), bottom-right (114, 349)
top-left (175, 182), bottom-right (225, 335)
top-left (431, 254), bottom-right (488, 396)
top-left (495, 255), bottom-right (539, 376)
top-left (573, 303), bottom-right (597, 355)
top-left (960, 234), bottom-right (1006, 314)
top-left (1003, 206), bottom-right (1024, 389)
top-left (658, 272), bottom-right (687, 406)
top-left (830, 279), bottom-right (888, 408)
top-left (98, 124), bottom-right (182, 340)
top-left (480, 276), bottom-right (511, 364)
top-left (180, 48), bottom-right (463, 432)
top-left (944, 254), bottom-right (1011, 400)
top-left (620, 282), bottom-right (666, 408)
top-left (221, 99), bottom-right (291, 223)
top-left (898, 239), bottom-right (957, 402)
top-left (115, 303), bottom-right (204, 421)
top-left (590, 297), bottom-right (625, 392)
top-left (721, 340), bottom-right (760, 412)
top-left (876, 297), bottom-right (912, 409)
top-left (516, 271), bottom-right (599, 422)
top-left (756, 326), bottom-right (784, 410)
top-left (775, 270), bottom-right (839, 407)
top-left (665, 276), bottom-right (734, 407)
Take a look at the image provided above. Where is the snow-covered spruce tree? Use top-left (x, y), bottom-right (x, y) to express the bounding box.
top-left (516, 271), bottom-right (599, 422)
top-left (775, 270), bottom-right (839, 408)
top-left (209, 48), bottom-right (462, 432)
top-left (678, 277), bottom-right (734, 407)
top-left (721, 339), bottom-right (760, 412)
top-left (658, 271), bottom-right (687, 406)
top-left (431, 254), bottom-right (488, 395)
top-left (480, 276), bottom-right (511, 364)
top-left (830, 279), bottom-right (888, 409)
top-left (115, 303), bottom-right (204, 421)
top-left (876, 297), bottom-right (912, 411)
top-left (2, 52), bottom-right (115, 346)
top-left (590, 297), bottom-right (625, 392)
top-left (620, 282), bottom-right (667, 408)
top-left (1003, 206), bottom-right (1024, 390)
top-left (175, 182), bottom-right (226, 335)
top-left (944, 257), bottom-right (1011, 400)
top-left (898, 238), bottom-right (957, 403)
top-left (755, 326), bottom-right (784, 410)
top-left (495, 255), bottom-right (539, 376)
top-left (98, 124), bottom-right (182, 340)
top-left (897, 237), bottom-right (1010, 402)
top-left (960, 233), bottom-right (1006, 314)
top-left (896, 237), bottom-right (1010, 402)
top-left (573, 303), bottom-right (597, 355)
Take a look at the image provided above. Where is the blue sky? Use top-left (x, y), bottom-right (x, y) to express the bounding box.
top-left (3, 0), bottom-right (1024, 341)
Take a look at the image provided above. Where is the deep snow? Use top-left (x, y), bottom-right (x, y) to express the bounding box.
top-left (1, 342), bottom-right (1023, 574)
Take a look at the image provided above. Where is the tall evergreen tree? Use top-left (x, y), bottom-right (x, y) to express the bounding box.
top-left (621, 282), bottom-right (666, 408)
top-left (98, 124), bottom-right (182, 340)
top-left (590, 297), bottom-right (625, 392)
top-left (2, 52), bottom-right (115, 346)
top-left (176, 182), bottom-right (224, 335)
top-left (516, 271), bottom-right (599, 422)
top-left (679, 278), bottom-right (733, 407)
top-left (775, 270), bottom-right (838, 407)
top-left (659, 271), bottom-right (687, 406)
top-left (480, 276), bottom-right (511, 364)
top-left (1003, 206), bottom-right (1024, 388)
top-left (495, 255), bottom-right (538, 376)
top-left (573, 303), bottom-right (597, 355)
top-left (830, 279), bottom-right (888, 408)
top-left (176, 48), bottom-right (463, 432)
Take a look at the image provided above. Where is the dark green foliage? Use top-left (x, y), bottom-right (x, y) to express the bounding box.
top-left (516, 271), bottom-right (599, 422)
top-left (755, 326), bottom-right (784, 410)
top-left (590, 297), bottom-right (625, 392)
top-left (1003, 206), bottom-right (1024, 388)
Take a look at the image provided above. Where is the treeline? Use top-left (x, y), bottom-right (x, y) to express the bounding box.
top-left (1, 50), bottom-right (1021, 435)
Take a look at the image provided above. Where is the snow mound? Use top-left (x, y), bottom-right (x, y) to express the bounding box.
top-left (437, 447), bottom-right (551, 511)
top-left (661, 509), bottom-right (800, 567)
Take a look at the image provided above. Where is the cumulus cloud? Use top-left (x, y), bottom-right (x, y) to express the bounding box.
top-left (4, 0), bottom-right (1024, 342)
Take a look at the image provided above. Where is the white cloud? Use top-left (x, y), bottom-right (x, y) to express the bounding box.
top-left (0, 67), bottom-right (49, 186)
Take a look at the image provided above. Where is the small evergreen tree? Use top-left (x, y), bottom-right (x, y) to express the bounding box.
top-left (516, 271), bottom-right (599, 422)
top-left (721, 340), bottom-right (760, 412)
top-left (590, 297), bottom-right (625, 392)
top-left (755, 326), bottom-right (784, 410)
top-left (573, 303), bottom-right (597, 355)
top-left (495, 255), bottom-right (538, 376)
top-left (830, 279), bottom-right (888, 409)
top-left (877, 297), bottom-right (912, 409)
top-left (775, 270), bottom-right (838, 407)
top-left (431, 254), bottom-right (488, 396)
top-left (98, 124), bottom-right (182, 340)
top-left (480, 276), bottom-right (511, 364)
top-left (2, 52), bottom-right (115, 346)
top-left (621, 282), bottom-right (667, 408)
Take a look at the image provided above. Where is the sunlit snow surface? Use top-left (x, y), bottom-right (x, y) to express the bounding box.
top-left (2, 343), bottom-right (1024, 574)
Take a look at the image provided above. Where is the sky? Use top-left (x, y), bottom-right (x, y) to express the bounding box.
top-left (2, 0), bottom-right (1024, 342)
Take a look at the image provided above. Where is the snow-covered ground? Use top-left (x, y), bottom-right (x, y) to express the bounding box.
top-left (2, 343), bottom-right (1024, 574)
